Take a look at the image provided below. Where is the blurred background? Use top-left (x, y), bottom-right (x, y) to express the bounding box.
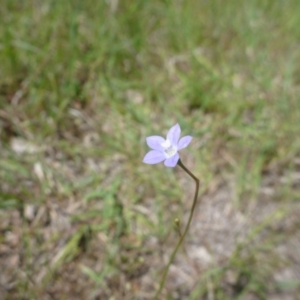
top-left (1, 0), bottom-right (300, 299)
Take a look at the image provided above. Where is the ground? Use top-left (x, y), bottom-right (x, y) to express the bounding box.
top-left (1, 1), bottom-right (300, 299)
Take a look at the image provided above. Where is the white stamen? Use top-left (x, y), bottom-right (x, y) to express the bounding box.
top-left (164, 145), bottom-right (177, 158)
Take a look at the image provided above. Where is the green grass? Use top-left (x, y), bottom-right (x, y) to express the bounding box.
top-left (1, 0), bottom-right (300, 299)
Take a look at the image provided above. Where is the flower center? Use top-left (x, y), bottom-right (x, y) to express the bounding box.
top-left (164, 145), bottom-right (177, 158)
top-left (161, 139), bottom-right (171, 148)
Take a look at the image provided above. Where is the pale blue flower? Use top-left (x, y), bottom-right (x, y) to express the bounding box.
top-left (143, 123), bottom-right (193, 167)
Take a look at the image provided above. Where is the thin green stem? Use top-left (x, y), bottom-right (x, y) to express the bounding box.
top-left (153, 159), bottom-right (200, 299)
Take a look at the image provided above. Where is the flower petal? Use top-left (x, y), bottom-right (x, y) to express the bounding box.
top-left (143, 150), bottom-right (165, 164)
top-left (167, 123), bottom-right (181, 146)
top-left (146, 136), bottom-right (165, 151)
top-left (164, 153), bottom-right (179, 167)
top-left (177, 135), bottom-right (193, 150)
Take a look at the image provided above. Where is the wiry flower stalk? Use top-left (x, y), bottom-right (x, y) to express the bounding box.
top-left (153, 159), bottom-right (199, 299)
